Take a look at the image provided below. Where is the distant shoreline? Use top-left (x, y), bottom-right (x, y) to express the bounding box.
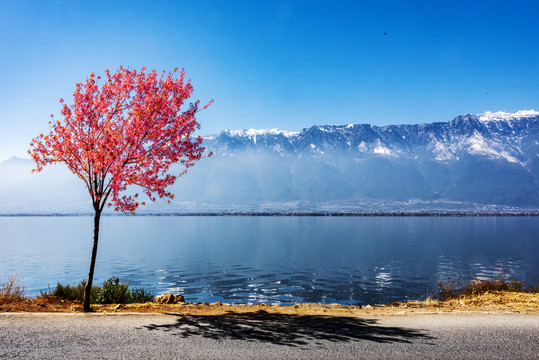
top-left (1, 212), bottom-right (538, 217)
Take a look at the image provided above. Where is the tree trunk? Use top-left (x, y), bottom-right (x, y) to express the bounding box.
top-left (83, 209), bottom-right (102, 312)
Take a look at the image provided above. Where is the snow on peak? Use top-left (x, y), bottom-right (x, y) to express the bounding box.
top-left (224, 128), bottom-right (299, 138)
top-left (373, 145), bottom-right (392, 155)
top-left (478, 110), bottom-right (539, 122)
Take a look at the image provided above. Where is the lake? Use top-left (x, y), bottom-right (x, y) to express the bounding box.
top-left (1, 216), bottom-right (537, 305)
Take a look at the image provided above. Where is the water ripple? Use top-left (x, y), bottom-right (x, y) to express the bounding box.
top-left (1, 216), bottom-right (538, 304)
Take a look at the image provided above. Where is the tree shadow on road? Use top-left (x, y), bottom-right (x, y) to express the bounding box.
top-left (141, 310), bottom-right (435, 347)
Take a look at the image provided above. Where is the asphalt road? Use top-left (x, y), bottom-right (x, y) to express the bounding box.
top-left (0, 312), bottom-right (538, 359)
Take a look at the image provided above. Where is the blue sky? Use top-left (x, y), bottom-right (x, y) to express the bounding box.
top-left (1, 0), bottom-right (538, 161)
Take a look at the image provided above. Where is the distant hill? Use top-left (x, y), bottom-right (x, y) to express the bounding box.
top-left (0, 156), bottom-right (88, 214)
top-left (1, 110), bottom-right (538, 214)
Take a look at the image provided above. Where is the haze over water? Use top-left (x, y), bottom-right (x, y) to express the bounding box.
top-left (1, 216), bottom-right (537, 305)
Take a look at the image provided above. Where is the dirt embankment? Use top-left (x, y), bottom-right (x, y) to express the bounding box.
top-left (1, 291), bottom-right (537, 316)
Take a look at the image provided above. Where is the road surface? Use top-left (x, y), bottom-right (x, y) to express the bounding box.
top-left (1, 312), bottom-right (538, 359)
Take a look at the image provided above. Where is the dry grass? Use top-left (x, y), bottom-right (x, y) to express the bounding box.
top-left (1, 291), bottom-right (537, 314)
top-left (438, 276), bottom-right (535, 301)
top-left (0, 274), bottom-right (26, 302)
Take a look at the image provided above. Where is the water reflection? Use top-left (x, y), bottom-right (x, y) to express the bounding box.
top-left (0, 216), bottom-right (537, 305)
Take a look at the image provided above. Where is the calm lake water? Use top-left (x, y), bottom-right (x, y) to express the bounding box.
top-left (1, 216), bottom-right (538, 305)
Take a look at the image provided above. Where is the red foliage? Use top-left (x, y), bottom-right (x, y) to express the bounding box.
top-left (29, 66), bottom-right (211, 213)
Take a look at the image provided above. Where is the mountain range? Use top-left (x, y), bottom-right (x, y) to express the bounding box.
top-left (1, 110), bottom-right (538, 214)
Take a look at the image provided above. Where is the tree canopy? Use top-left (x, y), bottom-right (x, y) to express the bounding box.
top-left (29, 66), bottom-right (212, 213)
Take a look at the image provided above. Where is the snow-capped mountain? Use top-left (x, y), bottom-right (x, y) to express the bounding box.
top-left (171, 110), bottom-right (539, 212)
top-left (208, 110), bottom-right (538, 163)
top-left (1, 110), bottom-right (538, 214)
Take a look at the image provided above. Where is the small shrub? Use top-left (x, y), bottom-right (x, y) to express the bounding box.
top-left (41, 280), bottom-right (100, 303)
top-left (0, 274), bottom-right (26, 302)
top-left (96, 277), bottom-right (130, 304)
top-left (129, 287), bottom-right (155, 303)
top-left (460, 278), bottom-right (509, 296)
top-left (42, 277), bottom-right (153, 304)
top-left (508, 280), bottom-right (523, 292)
top-left (41, 283), bottom-right (80, 300)
top-left (438, 275), bottom-right (528, 301)
top-left (527, 282), bottom-right (539, 293)
top-left (438, 280), bottom-right (459, 301)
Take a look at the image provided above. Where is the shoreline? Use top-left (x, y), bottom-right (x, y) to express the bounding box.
top-left (1, 291), bottom-right (537, 316)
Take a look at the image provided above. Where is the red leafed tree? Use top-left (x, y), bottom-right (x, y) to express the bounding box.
top-left (29, 66), bottom-right (212, 312)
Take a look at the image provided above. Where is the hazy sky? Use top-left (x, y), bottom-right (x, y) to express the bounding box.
top-left (1, 0), bottom-right (538, 161)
